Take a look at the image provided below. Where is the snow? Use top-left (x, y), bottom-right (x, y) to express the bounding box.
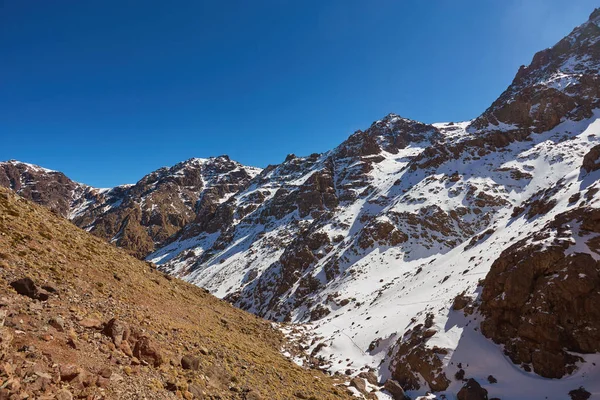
top-left (152, 106), bottom-right (600, 399)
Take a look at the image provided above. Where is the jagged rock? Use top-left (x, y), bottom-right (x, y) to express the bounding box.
top-left (357, 371), bottom-right (378, 386)
top-left (453, 292), bottom-right (471, 311)
top-left (59, 364), bottom-right (82, 381)
top-left (569, 387), bottom-right (592, 400)
top-left (49, 316), bottom-right (65, 332)
top-left (457, 379), bottom-right (488, 400)
top-left (481, 208), bottom-right (600, 378)
top-left (582, 144), bottom-right (600, 172)
top-left (103, 318), bottom-right (130, 347)
top-left (383, 379), bottom-right (409, 400)
top-left (389, 322), bottom-right (450, 392)
top-left (350, 377), bottom-right (367, 394)
top-left (133, 336), bottom-right (164, 367)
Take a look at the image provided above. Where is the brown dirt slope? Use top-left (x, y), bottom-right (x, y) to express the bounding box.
top-left (0, 187), bottom-right (351, 400)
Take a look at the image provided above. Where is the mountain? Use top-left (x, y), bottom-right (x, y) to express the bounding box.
top-left (0, 157), bottom-right (261, 257)
top-left (2, 8), bottom-right (600, 400)
top-left (146, 9), bottom-right (600, 399)
top-left (0, 186), bottom-right (352, 399)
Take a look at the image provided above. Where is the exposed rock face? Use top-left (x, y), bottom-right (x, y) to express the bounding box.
top-left (471, 9), bottom-right (600, 134)
top-left (480, 208), bottom-right (600, 378)
top-left (0, 161), bottom-right (103, 218)
top-left (0, 157), bottom-right (261, 257)
top-left (383, 379), bottom-right (409, 400)
top-left (582, 144), bottom-right (600, 172)
top-left (389, 319), bottom-right (450, 392)
top-left (457, 379), bottom-right (488, 400)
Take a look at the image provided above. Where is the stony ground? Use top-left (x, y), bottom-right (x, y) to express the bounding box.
top-left (0, 187), bottom-right (353, 399)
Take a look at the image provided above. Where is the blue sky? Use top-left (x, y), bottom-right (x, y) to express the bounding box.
top-left (1, 1), bottom-right (597, 187)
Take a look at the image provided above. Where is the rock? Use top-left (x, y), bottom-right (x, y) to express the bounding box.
top-left (480, 212), bottom-right (600, 379)
top-left (133, 336), bottom-right (164, 367)
top-left (350, 377), bottom-right (367, 394)
top-left (357, 371), bottom-right (378, 385)
top-left (120, 340), bottom-right (133, 357)
top-left (103, 318), bottom-right (129, 347)
top-left (59, 364), bottom-right (81, 381)
top-left (79, 318), bottom-right (103, 329)
top-left (457, 378), bottom-right (488, 400)
top-left (55, 389), bottom-right (73, 400)
top-left (98, 367), bottom-right (112, 378)
top-left (389, 323), bottom-right (450, 392)
top-left (582, 144), bottom-right (600, 172)
top-left (9, 277), bottom-right (38, 299)
top-left (487, 375), bottom-right (497, 384)
top-left (41, 284), bottom-right (57, 293)
top-left (181, 354), bottom-right (200, 370)
top-left (97, 376), bottom-right (110, 388)
top-left (49, 316), bottom-right (65, 332)
top-left (383, 379), bottom-right (409, 400)
top-left (569, 387), bottom-right (591, 400)
top-left (453, 292), bottom-right (471, 311)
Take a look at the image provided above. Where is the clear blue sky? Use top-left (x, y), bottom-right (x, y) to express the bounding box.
top-left (1, 1), bottom-right (597, 187)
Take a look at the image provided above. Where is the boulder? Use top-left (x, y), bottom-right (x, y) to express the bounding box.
top-left (181, 354), bottom-right (200, 371)
top-left (350, 377), bottom-right (367, 394)
top-left (383, 379), bottom-right (409, 400)
top-left (103, 318), bottom-right (130, 347)
top-left (133, 336), bottom-right (164, 367)
top-left (582, 144), bottom-right (600, 173)
top-left (10, 277), bottom-right (38, 299)
top-left (457, 379), bottom-right (488, 400)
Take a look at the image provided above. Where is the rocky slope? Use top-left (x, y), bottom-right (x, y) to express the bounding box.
top-left (0, 157), bottom-right (261, 258)
top-left (148, 9), bottom-right (600, 400)
top-left (0, 186), bottom-right (353, 399)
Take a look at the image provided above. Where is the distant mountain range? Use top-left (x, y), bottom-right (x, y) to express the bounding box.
top-left (3, 8), bottom-right (600, 400)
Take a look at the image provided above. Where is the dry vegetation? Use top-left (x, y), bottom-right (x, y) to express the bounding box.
top-left (0, 187), bottom-right (352, 399)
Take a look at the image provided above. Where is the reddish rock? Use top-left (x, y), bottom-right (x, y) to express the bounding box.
top-left (383, 379), bottom-right (409, 400)
top-left (133, 336), bottom-right (164, 367)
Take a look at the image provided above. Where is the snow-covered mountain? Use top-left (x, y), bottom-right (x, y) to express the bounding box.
top-left (148, 9), bottom-right (600, 399)
top-left (0, 156), bottom-right (261, 257)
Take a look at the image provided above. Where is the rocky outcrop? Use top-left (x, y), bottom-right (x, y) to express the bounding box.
top-left (480, 208), bottom-right (600, 378)
top-left (457, 379), bottom-right (488, 400)
top-left (389, 319), bottom-right (450, 392)
top-left (582, 144), bottom-right (600, 172)
top-left (0, 160), bottom-right (102, 218)
top-left (470, 9), bottom-right (600, 134)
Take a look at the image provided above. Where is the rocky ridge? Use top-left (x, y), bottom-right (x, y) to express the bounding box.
top-left (147, 9), bottom-right (600, 400)
top-left (0, 157), bottom-right (261, 258)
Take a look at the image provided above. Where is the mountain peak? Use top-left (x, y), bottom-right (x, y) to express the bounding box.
top-left (589, 7), bottom-right (600, 23)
